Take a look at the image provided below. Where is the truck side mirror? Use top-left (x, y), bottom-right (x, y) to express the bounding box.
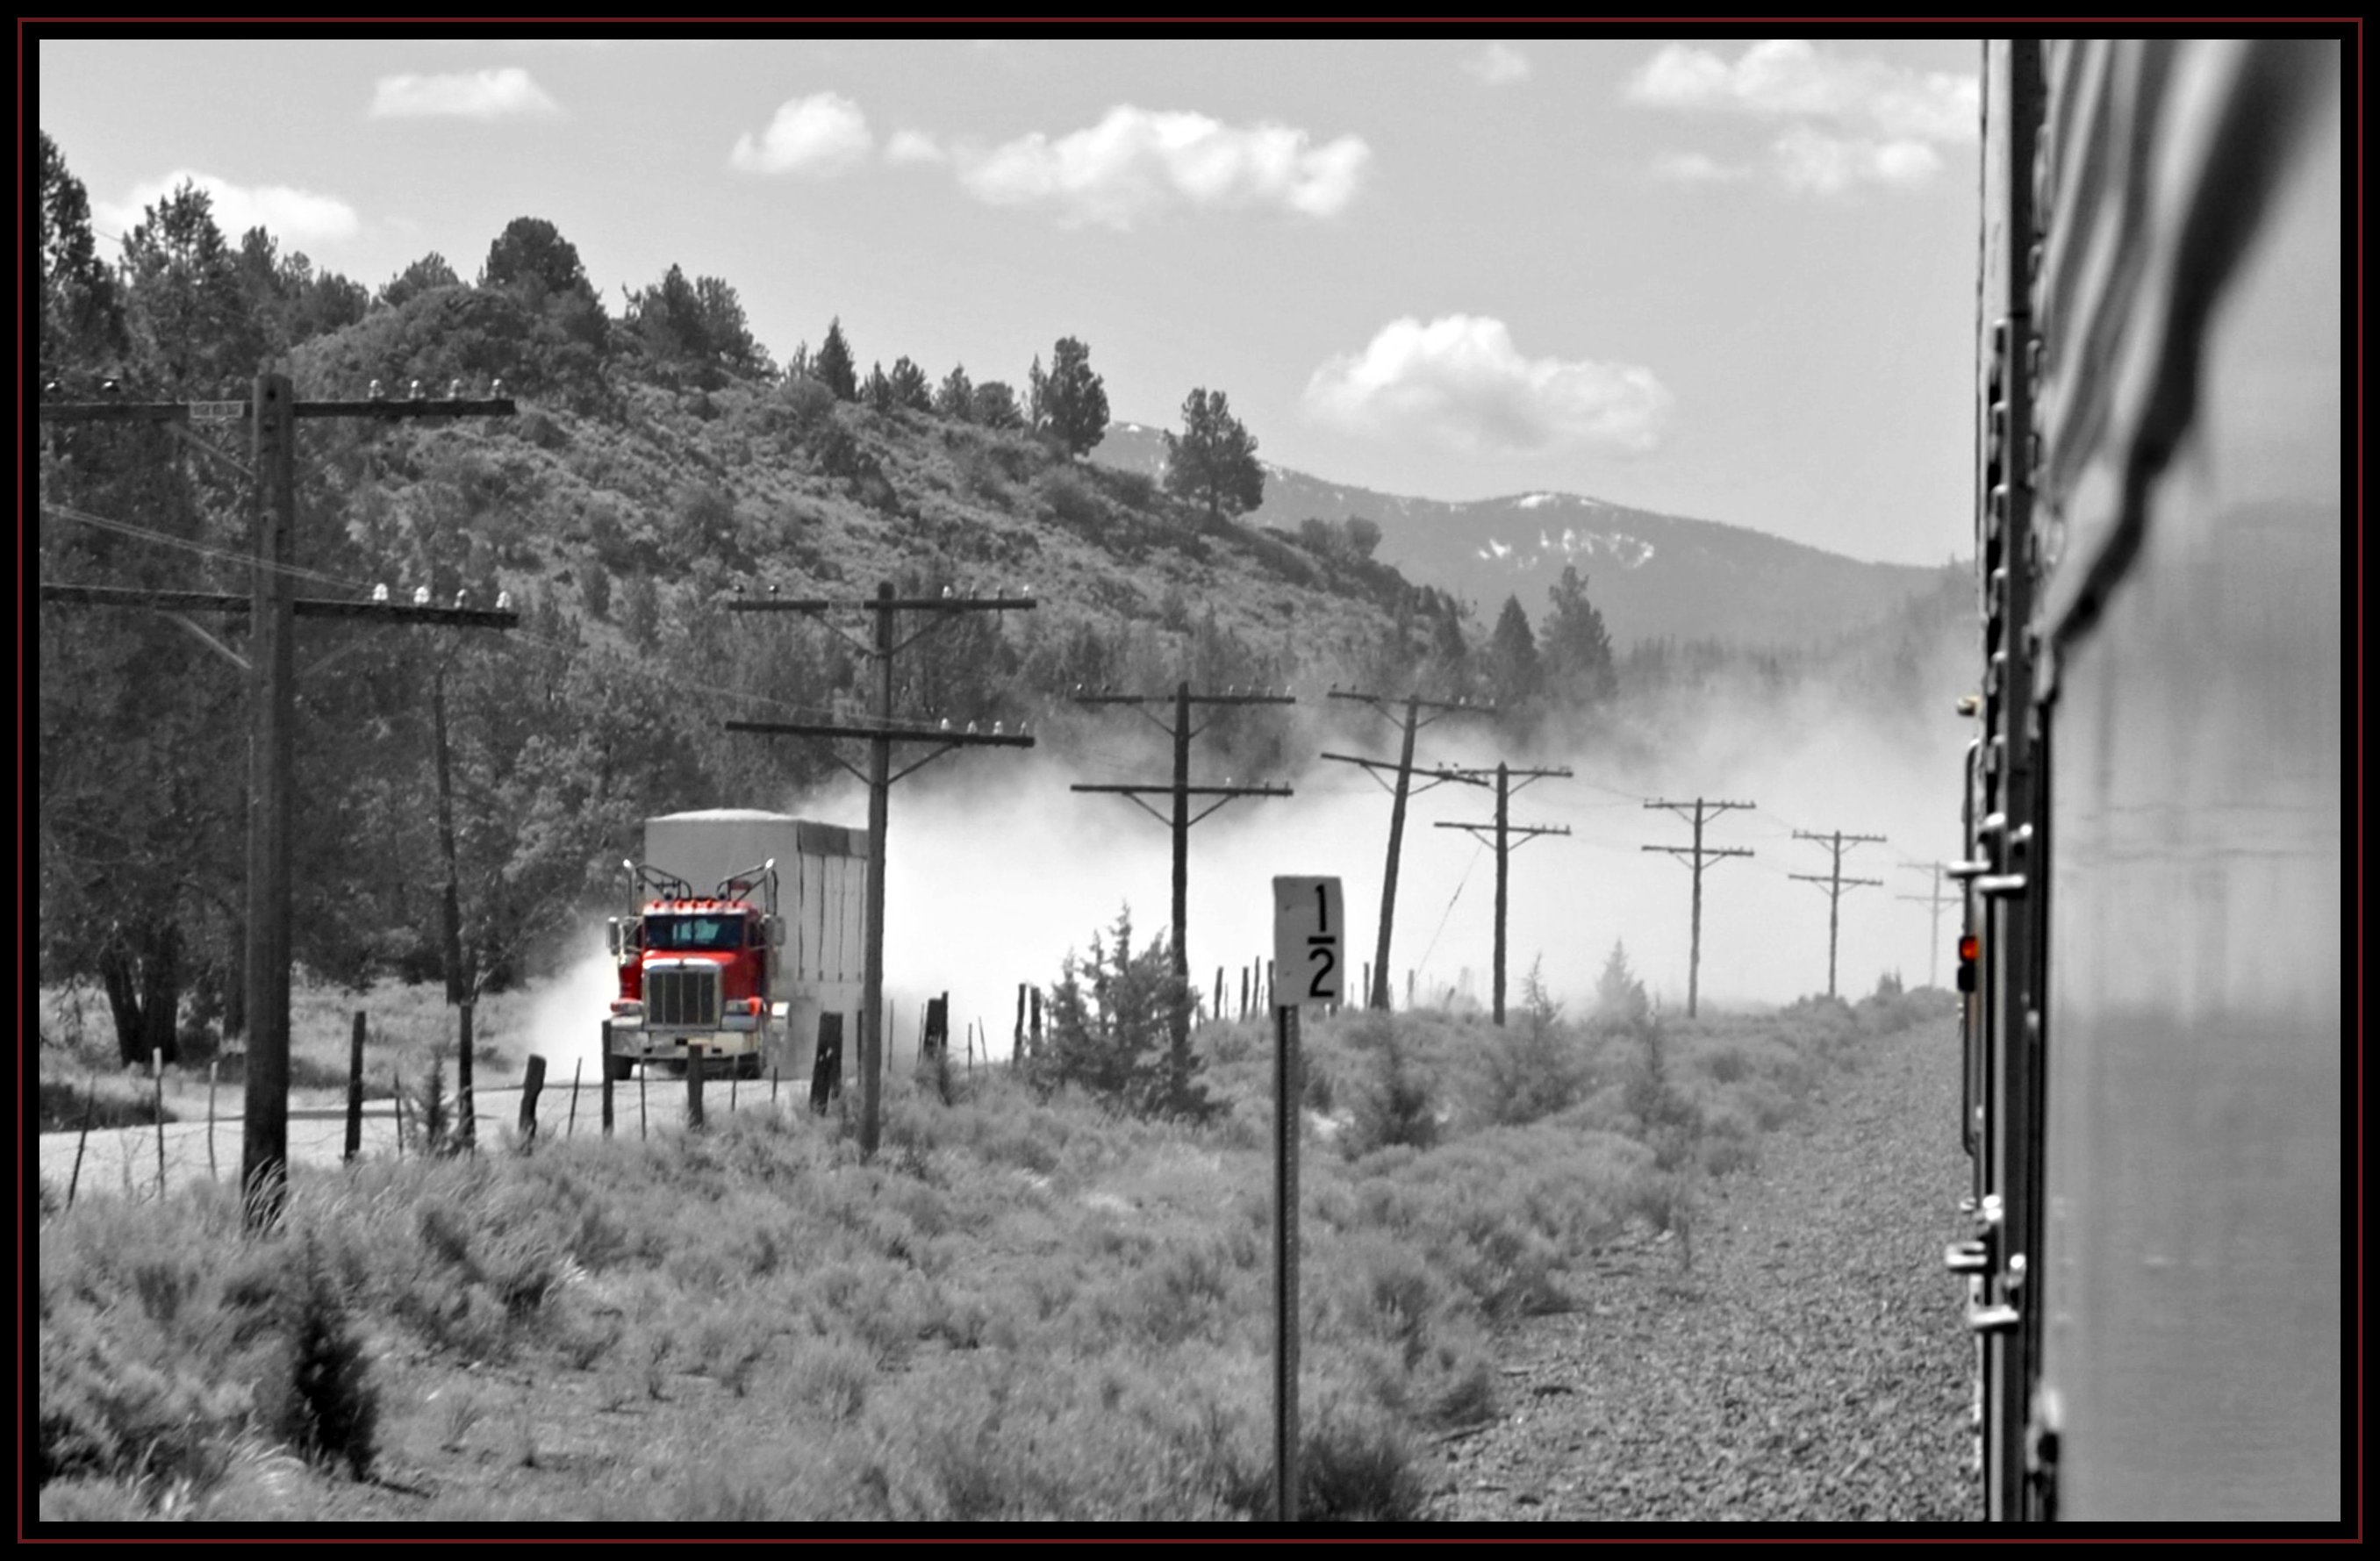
top-left (768, 914), bottom-right (785, 949)
top-left (607, 917), bottom-right (622, 956)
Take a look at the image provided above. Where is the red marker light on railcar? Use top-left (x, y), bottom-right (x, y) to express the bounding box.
top-left (1956, 933), bottom-right (1979, 992)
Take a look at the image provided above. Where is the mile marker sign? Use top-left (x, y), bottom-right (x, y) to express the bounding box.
top-left (1272, 877), bottom-right (1344, 1007)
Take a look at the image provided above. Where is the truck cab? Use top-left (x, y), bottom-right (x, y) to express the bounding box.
top-left (606, 868), bottom-right (785, 1080)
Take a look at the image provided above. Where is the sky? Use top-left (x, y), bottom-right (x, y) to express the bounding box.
top-left (34, 32), bottom-right (1982, 569)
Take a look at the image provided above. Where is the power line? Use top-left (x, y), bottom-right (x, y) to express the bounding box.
top-left (1414, 840), bottom-right (1486, 976)
top-left (1320, 688), bottom-right (1495, 1010)
top-left (1640, 797), bottom-right (1757, 1018)
top-left (42, 501), bottom-right (360, 589)
top-left (41, 377), bottom-right (520, 1232)
top-left (1896, 859), bottom-right (1958, 988)
top-left (1071, 681), bottom-right (1295, 1074)
top-left (1430, 761), bottom-right (1572, 1025)
top-left (1789, 829), bottom-right (1888, 999)
top-left (725, 584), bottom-right (1036, 1163)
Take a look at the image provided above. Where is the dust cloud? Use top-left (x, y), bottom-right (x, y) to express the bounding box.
top-left (520, 600), bottom-right (1972, 1060)
top-left (765, 656), bottom-right (1968, 1042)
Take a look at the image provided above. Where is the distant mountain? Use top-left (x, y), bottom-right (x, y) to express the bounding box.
top-left (1093, 421), bottom-right (1952, 649)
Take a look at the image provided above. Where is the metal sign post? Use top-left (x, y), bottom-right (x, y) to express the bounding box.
top-left (1270, 875), bottom-right (1341, 1522)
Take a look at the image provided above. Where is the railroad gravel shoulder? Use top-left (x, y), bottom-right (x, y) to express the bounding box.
top-left (1424, 1013), bottom-right (1982, 1523)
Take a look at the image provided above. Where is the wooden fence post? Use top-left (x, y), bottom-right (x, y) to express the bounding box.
top-left (152, 1049), bottom-right (166, 1199)
top-left (600, 1021), bottom-right (615, 1137)
top-left (69, 1085), bottom-right (94, 1208)
top-left (456, 1000), bottom-right (477, 1154)
top-left (345, 1010), bottom-right (367, 1164)
top-left (685, 1044), bottom-right (705, 1130)
top-left (518, 1054), bottom-right (547, 1149)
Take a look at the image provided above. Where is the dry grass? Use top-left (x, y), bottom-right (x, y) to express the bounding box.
top-left (38, 983), bottom-right (1947, 1522)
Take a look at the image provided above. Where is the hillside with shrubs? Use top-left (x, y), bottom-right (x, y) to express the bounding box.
top-left (39, 924), bottom-right (1953, 1521)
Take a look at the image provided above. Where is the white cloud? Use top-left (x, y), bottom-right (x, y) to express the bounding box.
top-left (955, 105), bottom-right (1370, 228)
top-left (729, 92), bottom-right (873, 175)
top-left (1772, 125), bottom-right (1941, 194)
top-left (885, 128), bottom-right (946, 166)
top-left (1648, 150), bottom-right (1750, 183)
top-left (98, 170), bottom-right (361, 250)
top-left (1302, 315), bottom-right (1672, 456)
top-left (1466, 42), bottom-right (1532, 85)
top-left (369, 67), bottom-right (562, 120)
top-left (1626, 39), bottom-right (1976, 192)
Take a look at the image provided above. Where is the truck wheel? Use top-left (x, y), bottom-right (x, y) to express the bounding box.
top-left (738, 1052), bottom-right (763, 1081)
top-left (604, 1052), bottom-right (634, 1083)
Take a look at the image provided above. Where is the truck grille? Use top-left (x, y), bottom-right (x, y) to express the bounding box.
top-left (645, 966), bottom-right (720, 1028)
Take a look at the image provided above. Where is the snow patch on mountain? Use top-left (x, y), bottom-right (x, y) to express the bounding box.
top-left (1477, 526), bottom-right (1657, 572)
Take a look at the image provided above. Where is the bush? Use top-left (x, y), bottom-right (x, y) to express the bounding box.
top-left (1299, 1392), bottom-right (1429, 1521)
top-left (1624, 1013), bottom-right (1703, 1173)
top-left (1343, 1019), bottom-right (1437, 1156)
top-left (264, 1235), bottom-right (379, 1479)
top-left (813, 418), bottom-right (871, 481)
top-left (407, 1048), bottom-right (461, 1158)
top-left (1102, 466), bottom-right (1158, 510)
top-left (1038, 468), bottom-right (1105, 532)
top-left (1029, 907), bottom-right (1218, 1124)
top-left (956, 445), bottom-right (1010, 505)
top-left (1475, 963), bottom-right (1589, 1127)
top-left (38, 1307), bottom-right (250, 1488)
top-left (780, 372), bottom-right (837, 434)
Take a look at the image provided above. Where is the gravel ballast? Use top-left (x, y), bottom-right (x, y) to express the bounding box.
top-left (1426, 1013), bottom-right (1982, 1522)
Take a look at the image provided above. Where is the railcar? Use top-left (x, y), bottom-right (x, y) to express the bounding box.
top-left (1953, 39), bottom-right (2344, 1521)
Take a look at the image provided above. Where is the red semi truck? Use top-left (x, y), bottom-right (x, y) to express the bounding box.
top-left (604, 810), bottom-right (868, 1083)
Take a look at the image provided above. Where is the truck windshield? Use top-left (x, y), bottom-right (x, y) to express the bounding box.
top-left (644, 915), bottom-right (742, 952)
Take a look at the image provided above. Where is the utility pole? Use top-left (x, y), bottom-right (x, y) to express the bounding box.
top-left (1897, 859), bottom-right (1958, 989)
top-left (1790, 829), bottom-right (1887, 999)
top-left (1072, 682), bottom-right (1294, 1083)
top-left (1641, 798), bottom-right (1756, 1018)
top-left (39, 376), bottom-right (517, 1231)
top-left (1431, 762), bottom-right (1571, 1024)
top-left (1319, 689), bottom-right (1493, 1011)
top-left (725, 583), bottom-right (1035, 1161)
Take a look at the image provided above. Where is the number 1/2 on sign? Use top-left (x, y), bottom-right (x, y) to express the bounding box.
top-left (1272, 876), bottom-right (1344, 1007)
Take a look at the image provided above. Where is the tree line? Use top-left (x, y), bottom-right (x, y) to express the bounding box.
top-left (37, 130), bottom-right (1643, 1070)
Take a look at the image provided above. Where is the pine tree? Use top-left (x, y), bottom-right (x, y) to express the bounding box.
top-left (972, 380), bottom-right (1023, 430)
top-left (1486, 595), bottom-right (1542, 720)
top-left (888, 355), bottom-right (934, 412)
top-left (377, 252), bottom-right (461, 310)
top-left (1162, 386), bottom-right (1265, 526)
top-left (119, 181), bottom-right (266, 394)
top-left (935, 362), bottom-right (975, 420)
top-left (38, 131), bottom-right (127, 373)
top-left (1593, 941), bottom-right (1649, 1027)
top-left (814, 316), bottom-right (857, 401)
top-left (1039, 336), bottom-right (1108, 457)
top-left (1541, 565), bottom-right (1618, 709)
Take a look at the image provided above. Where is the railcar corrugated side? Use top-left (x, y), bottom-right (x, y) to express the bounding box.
top-left (1965, 38), bottom-right (2344, 1522)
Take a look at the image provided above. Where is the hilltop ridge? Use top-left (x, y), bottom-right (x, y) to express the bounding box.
top-left (1092, 420), bottom-right (1952, 650)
